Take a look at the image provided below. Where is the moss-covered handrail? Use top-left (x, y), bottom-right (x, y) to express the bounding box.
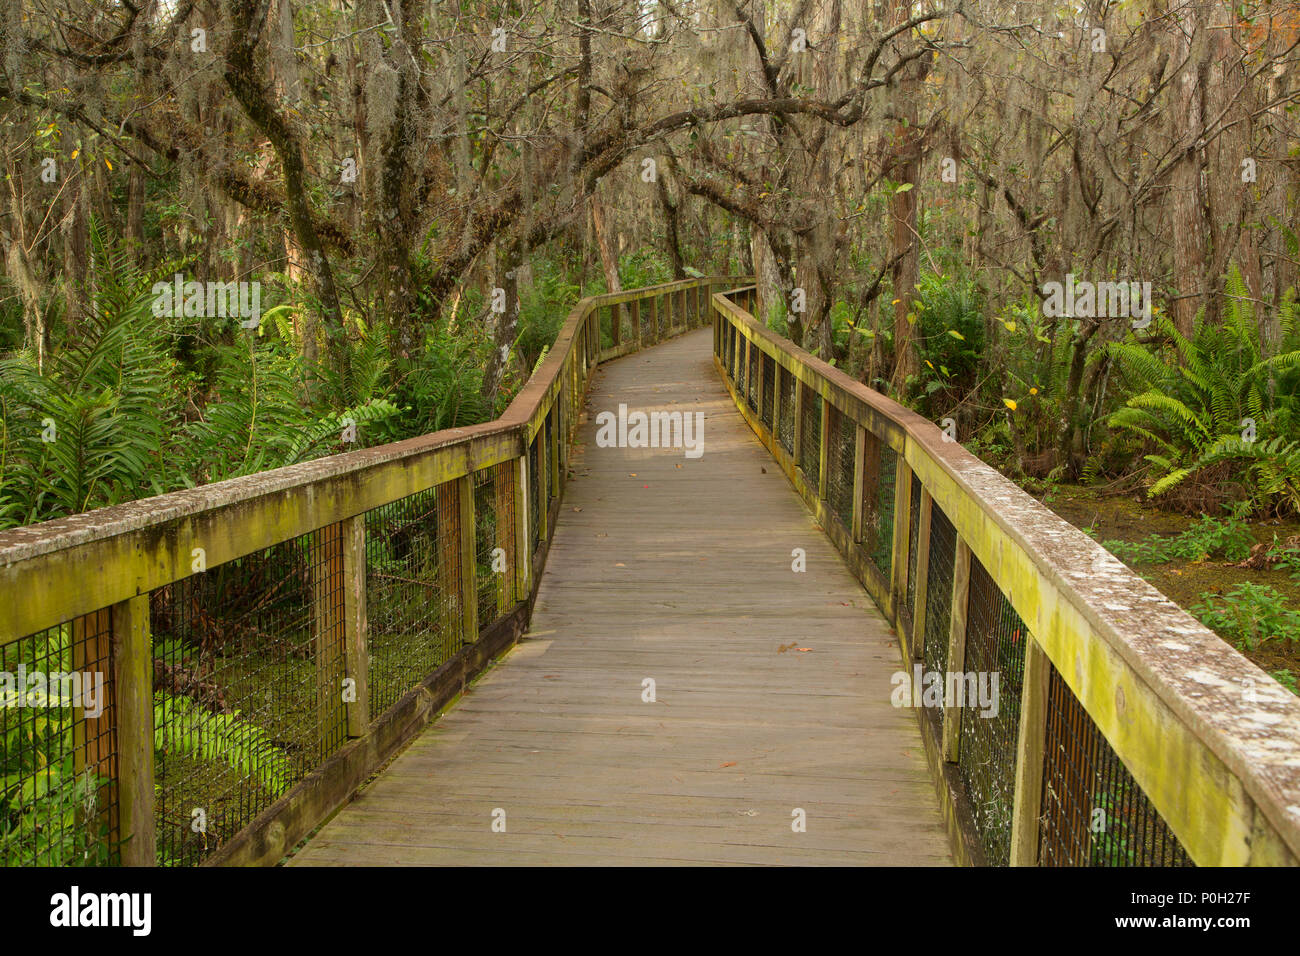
top-left (712, 286), bottom-right (1300, 867)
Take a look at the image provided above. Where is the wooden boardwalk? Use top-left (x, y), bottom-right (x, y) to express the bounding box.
top-left (290, 328), bottom-right (952, 866)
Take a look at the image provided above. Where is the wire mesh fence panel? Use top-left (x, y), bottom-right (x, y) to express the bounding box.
top-left (546, 407), bottom-right (559, 504)
top-left (761, 353), bottom-right (776, 429)
top-left (598, 306), bottom-right (613, 351)
top-left (799, 384), bottom-right (822, 489)
top-left (1, 613), bottom-right (119, 866)
top-left (363, 482), bottom-right (463, 720)
top-left (1039, 664), bottom-right (1194, 867)
top-left (642, 299), bottom-right (655, 342)
top-left (529, 434), bottom-right (541, 554)
top-left (474, 463), bottom-right (517, 630)
top-left (907, 473), bottom-right (921, 619)
top-left (724, 323), bottom-right (734, 377)
top-left (151, 527), bottom-right (348, 866)
top-left (957, 554), bottom-right (1028, 866)
top-left (923, 503), bottom-right (957, 680)
top-left (556, 384), bottom-right (568, 473)
top-left (778, 367), bottom-right (795, 454)
top-left (826, 406), bottom-right (855, 532)
top-left (868, 444), bottom-right (897, 579)
top-left (747, 342), bottom-right (759, 412)
top-left (738, 337), bottom-right (749, 398)
top-left (619, 303), bottom-right (635, 344)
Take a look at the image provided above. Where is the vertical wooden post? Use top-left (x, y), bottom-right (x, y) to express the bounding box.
top-left (112, 595), bottom-right (155, 865)
top-left (664, 289), bottom-right (673, 332)
top-left (342, 514), bottom-right (369, 737)
top-left (631, 298), bottom-right (642, 350)
top-left (890, 455), bottom-right (913, 611)
top-left (793, 379), bottom-right (806, 475)
top-left (851, 426), bottom-right (867, 543)
top-left (942, 538), bottom-right (972, 762)
top-left (458, 474), bottom-right (479, 643)
top-left (817, 395), bottom-right (831, 502)
top-left (609, 304), bottom-right (621, 348)
top-left (911, 490), bottom-right (934, 662)
top-left (1010, 638), bottom-right (1051, 865)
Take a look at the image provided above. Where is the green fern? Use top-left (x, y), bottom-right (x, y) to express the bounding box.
top-left (1106, 265), bottom-right (1300, 513)
top-left (153, 692), bottom-right (293, 798)
top-left (0, 221), bottom-right (183, 527)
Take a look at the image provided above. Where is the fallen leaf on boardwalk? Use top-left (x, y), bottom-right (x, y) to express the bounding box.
top-left (736, 809), bottom-right (758, 817)
top-left (572, 506), bottom-right (582, 512)
top-left (777, 642), bottom-right (798, 653)
top-left (614, 562), bottom-right (626, 567)
top-left (761, 467), bottom-right (767, 473)
top-left (676, 463), bottom-right (682, 469)
top-left (629, 473), bottom-right (637, 477)
top-left (719, 761), bottom-right (737, 768)
top-left (543, 675), bottom-right (559, 679)
top-left (595, 532), bottom-right (608, 538)
top-left (795, 647), bottom-right (812, 652)
top-left (643, 484), bottom-right (649, 488)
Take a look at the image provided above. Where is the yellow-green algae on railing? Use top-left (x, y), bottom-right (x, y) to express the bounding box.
top-left (0, 276), bottom-right (737, 867)
top-left (712, 285), bottom-right (1300, 868)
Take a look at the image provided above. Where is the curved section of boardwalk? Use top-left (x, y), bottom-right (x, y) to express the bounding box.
top-left (291, 328), bottom-right (951, 866)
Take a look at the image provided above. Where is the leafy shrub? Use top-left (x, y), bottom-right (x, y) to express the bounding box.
top-left (1271, 668), bottom-right (1298, 695)
top-left (1101, 513), bottom-right (1254, 565)
top-left (910, 272), bottom-right (984, 414)
top-left (516, 262), bottom-right (580, 374)
top-left (1191, 583), bottom-right (1300, 651)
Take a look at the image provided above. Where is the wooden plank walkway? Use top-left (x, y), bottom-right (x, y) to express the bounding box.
top-left (290, 328), bottom-right (952, 866)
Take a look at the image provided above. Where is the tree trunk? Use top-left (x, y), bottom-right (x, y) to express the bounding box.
top-left (1168, 4), bottom-right (1210, 339)
top-left (886, 0), bottom-right (922, 394)
top-left (591, 194), bottom-right (622, 294)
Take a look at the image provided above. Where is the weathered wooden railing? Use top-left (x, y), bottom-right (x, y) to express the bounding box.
top-left (712, 286), bottom-right (1300, 866)
top-left (0, 276), bottom-right (733, 867)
